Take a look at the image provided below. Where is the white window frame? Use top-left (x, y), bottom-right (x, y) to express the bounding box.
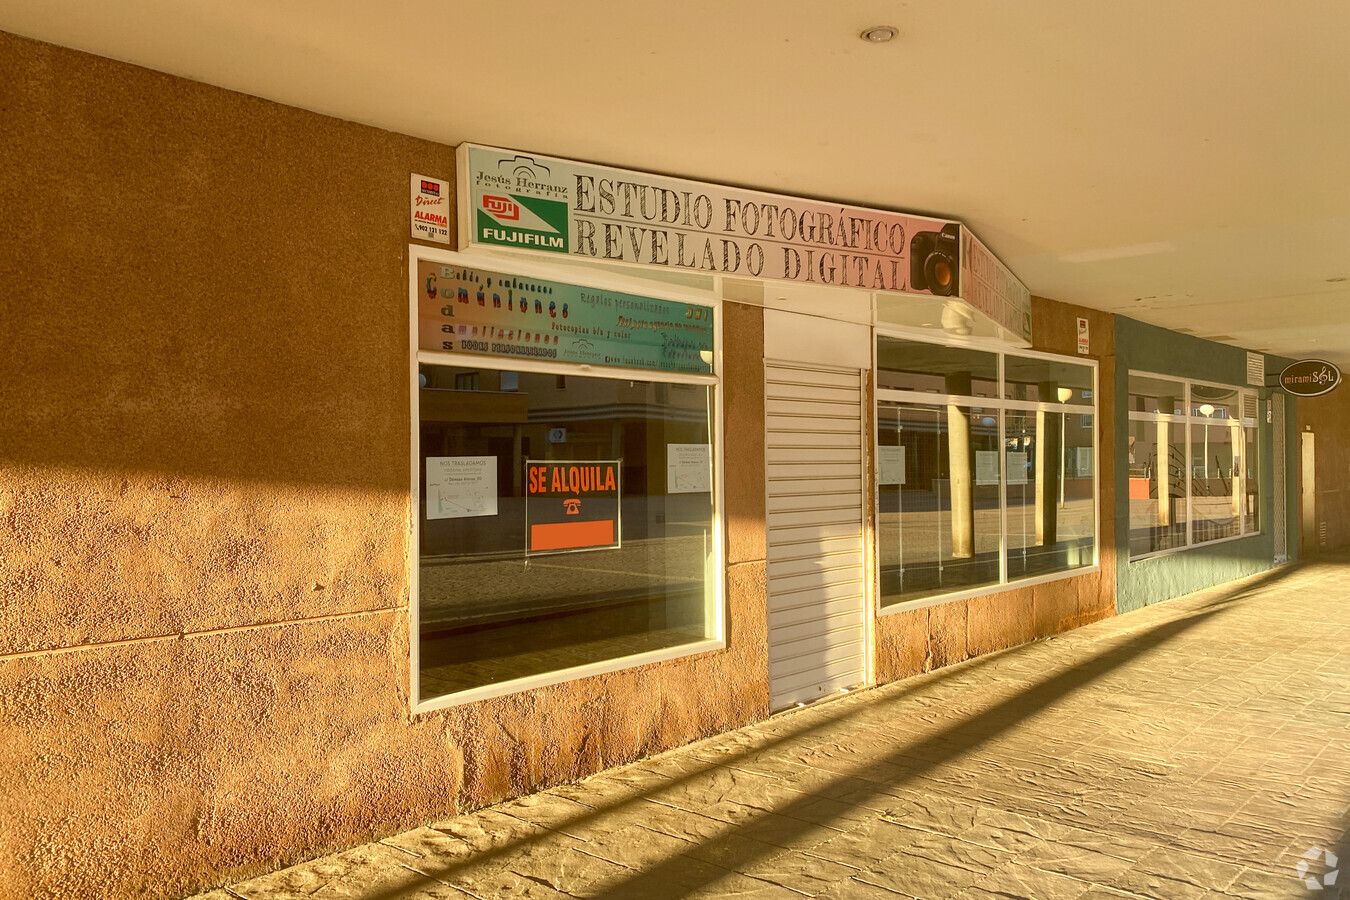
top-left (1127, 370), bottom-right (1261, 562)
top-left (872, 331), bottom-right (1101, 615)
top-left (408, 245), bottom-right (726, 713)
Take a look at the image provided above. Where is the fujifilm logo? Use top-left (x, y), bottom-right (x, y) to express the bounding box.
top-left (480, 227), bottom-right (565, 249)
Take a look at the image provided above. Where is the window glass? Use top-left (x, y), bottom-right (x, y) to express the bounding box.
top-left (418, 364), bottom-right (715, 700)
top-left (1244, 422), bottom-right (1259, 534)
top-left (1005, 411), bottom-right (1095, 581)
top-left (1191, 421), bottom-right (1241, 542)
top-left (1190, 383), bottom-right (1240, 420)
top-left (1129, 374), bottom-right (1185, 416)
top-left (877, 336), bottom-right (998, 396)
top-left (1129, 375), bottom-right (1262, 557)
top-left (1128, 418), bottom-right (1189, 556)
top-left (1003, 357), bottom-right (1094, 405)
top-left (878, 402), bottom-right (1000, 606)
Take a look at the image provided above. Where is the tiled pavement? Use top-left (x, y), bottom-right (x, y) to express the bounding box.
top-left (196, 558), bottom-right (1350, 900)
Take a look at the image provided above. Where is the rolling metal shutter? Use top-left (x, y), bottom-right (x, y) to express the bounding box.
top-left (766, 362), bottom-right (868, 710)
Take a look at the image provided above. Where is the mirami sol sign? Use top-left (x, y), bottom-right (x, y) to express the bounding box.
top-left (456, 144), bottom-right (1033, 341)
top-left (1279, 359), bottom-right (1342, 397)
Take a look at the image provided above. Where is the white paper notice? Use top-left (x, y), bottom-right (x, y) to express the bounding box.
top-left (426, 456), bottom-right (497, 519)
top-left (667, 444), bottom-right (711, 493)
top-left (411, 173), bottom-right (451, 244)
top-left (878, 446), bottom-right (906, 485)
top-left (976, 450), bottom-right (1001, 486)
top-left (1006, 451), bottom-right (1029, 485)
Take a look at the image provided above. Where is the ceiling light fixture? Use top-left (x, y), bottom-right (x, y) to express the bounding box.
top-left (860, 25), bottom-right (897, 43)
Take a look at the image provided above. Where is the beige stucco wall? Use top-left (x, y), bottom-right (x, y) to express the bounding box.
top-left (873, 300), bottom-right (1118, 682)
top-left (0, 33), bottom-right (768, 900)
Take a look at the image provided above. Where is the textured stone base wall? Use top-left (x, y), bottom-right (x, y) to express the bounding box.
top-left (0, 33), bottom-right (768, 900)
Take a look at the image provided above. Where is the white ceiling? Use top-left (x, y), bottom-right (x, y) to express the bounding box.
top-left (5, 1), bottom-right (1349, 366)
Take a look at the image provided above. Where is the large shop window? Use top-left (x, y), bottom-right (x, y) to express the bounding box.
top-left (877, 337), bottom-right (1097, 607)
top-left (1127, 373), bottom-right (1260, 558)
top-left (413, 258), bottom-right (720, 707)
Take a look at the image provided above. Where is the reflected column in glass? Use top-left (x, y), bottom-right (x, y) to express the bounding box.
top-left (1008, 411), bottom-right (1094, 579)
top-left (879, 402), bottom-right (1000, 606)
top-left (1191, 420), bottom-right (1239, 541)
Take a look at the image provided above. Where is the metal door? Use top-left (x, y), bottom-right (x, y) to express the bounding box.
top-left (764, 309), bottom-right (869, 710)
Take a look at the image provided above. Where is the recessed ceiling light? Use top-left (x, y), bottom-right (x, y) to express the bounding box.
top-left (860, 25), bottom-right (897, 42)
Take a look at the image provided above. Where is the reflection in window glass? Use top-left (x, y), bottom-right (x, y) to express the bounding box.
top-left (1129, 374), bottom-right (1185, 416)
top-left (1190, 383), bottom-right (1240, 420)
top-left (1244, 424), bottom-right (1259, 534)
top-left (417, 364), bottom-right (715, 700)
top-left (1003, 357), bottom-right (1094, 405)
top-left (877, 336), bottom-right (998, 396)
top-left (1191, 421), bottom-right (1240, 542)
top-left (1128, 373), bottom-right (1262, 558)
top-left (1128, 418), bottom-right (1189, 555)
top-left (1004, 412), bottom-right (1095, 581)
top-left (878, 403), bottom-right (1000, 605)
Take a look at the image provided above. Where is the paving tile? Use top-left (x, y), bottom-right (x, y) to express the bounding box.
top-left (856, 851), bottom-right (995, 900)
top-left (961, 862), bottom-right (1093, 900)
top-left (807, 818), bottom-right (931, 870)
top-left (229, 843), bottom-right (462, 899)
top-left (1221, 865), bottom-right (1322, 899)
top-left (733, 811), bottom-right (845, 852)
top-left (573, 824), bottom-right (695, 869)
top-left (741, 848), bottom-right (862, 895)
top-left (597, 799), bottom-right (730, 844)
top-left (504, 846), bottom-right (633, 898)
top-left (813, 876), bottom-right (925, 899)
top-left (681, 831), bottom-right (790, 871)
top-left (1011, 839), bottom-right (1135, 883)
top-left (380, 827), bottom-right (475, 862)
top-left (496, 791), bottom-right (599, 834)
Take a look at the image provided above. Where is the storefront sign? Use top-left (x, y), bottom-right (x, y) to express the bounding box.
top-left (975, 451), bottom-right (1001, 486)
top-left (457, 144), bottom-right (1033, 341)
top-left (960, 231), bottom-right (1034, 342)
top-left (525, 460), bottom-right (621, 553)
top-left (878, 446), bottom-right (906, 485)
top-left (1279, 359), bottom-right (1341, 397)
top-left (417, 260), bottom-right (713, 375)
top-left (666, 444), bottom-right (711, 493)
top-left (411, 174), bottom-right (451, 244)
top-left (425, 456), bottom-right (497, 519)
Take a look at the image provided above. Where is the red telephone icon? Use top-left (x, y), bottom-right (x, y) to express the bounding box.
top-left (563, 498), bottom-right (581, 515)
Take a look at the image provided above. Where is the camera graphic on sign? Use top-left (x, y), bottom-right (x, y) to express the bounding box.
top-left (910, 223), bottom-right (961, 297)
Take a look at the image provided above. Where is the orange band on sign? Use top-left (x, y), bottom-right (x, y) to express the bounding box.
top-left (530, 520), bottom-right (615, 551)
